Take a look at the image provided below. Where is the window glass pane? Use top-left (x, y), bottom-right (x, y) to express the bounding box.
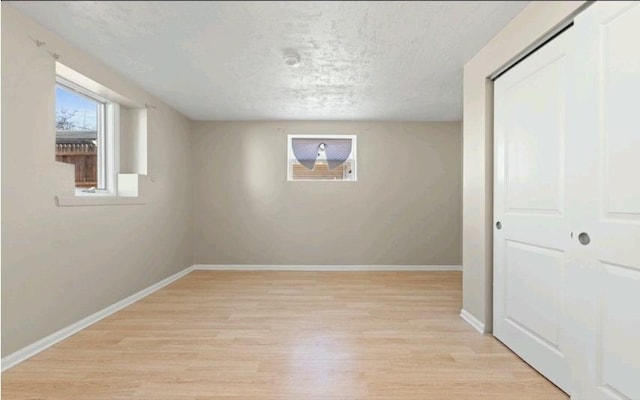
top-left (55, 85), bottom-right (100, 188)
top-left (288, 136), bottom-right (356, 181)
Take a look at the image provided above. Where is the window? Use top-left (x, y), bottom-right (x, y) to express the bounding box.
top-left (55, 77), bottom-right (117, 195)
top-left (287, 135), bottom-right (357, 181)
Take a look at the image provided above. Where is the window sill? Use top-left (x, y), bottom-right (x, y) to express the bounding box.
top-left (55, 195), bottom-right (145, 207)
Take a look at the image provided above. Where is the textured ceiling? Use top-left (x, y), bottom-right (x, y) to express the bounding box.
top-left (11, 1), bottom-right (528, 121)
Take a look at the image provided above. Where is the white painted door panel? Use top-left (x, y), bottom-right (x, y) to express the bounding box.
top-left (566, 2), bottom-right (640, 399)
top-left (494, 29), bottom-right (572, 393)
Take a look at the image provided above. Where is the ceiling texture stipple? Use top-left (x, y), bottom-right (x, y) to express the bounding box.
top-left (11, 1), bottom-right (528, 121)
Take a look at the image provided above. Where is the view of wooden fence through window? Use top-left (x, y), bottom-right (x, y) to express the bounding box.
top-left (291, 160), bottom-right (353, 180)
top-left (55, 83), bottom-right (100, 188)
top-left (55, 140), bottom-right (97, 188)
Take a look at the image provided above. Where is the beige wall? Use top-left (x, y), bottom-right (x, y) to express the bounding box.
top-left (191, 121), bottom-right (462, 266)
top-left (462, 1), bottom-right (588, 330)
top-left (1, 5), bottom-right (193, 355)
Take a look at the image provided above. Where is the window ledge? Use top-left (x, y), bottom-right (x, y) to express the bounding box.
top-left (56, 195), bottom-right (145, 207)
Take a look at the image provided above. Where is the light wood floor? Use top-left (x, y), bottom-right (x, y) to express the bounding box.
top-left (2, 271), bottom-right (567, 399)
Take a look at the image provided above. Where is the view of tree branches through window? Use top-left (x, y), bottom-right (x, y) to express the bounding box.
top-left (55, 85), bottom-right (101, 188)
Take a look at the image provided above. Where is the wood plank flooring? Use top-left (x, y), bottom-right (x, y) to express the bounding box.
top-left (2, 271), bottom-right (567, 399)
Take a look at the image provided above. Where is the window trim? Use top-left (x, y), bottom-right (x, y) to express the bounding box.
top-left (287, 134), bottom-right (357, 182)
top-left (55, 76), bottom-right (119, 196)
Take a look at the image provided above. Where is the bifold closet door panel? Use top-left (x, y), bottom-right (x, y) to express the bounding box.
top-left (565, 2), bottom-right (640, 399)
top-left (493, 28), bottom-right (572, 393)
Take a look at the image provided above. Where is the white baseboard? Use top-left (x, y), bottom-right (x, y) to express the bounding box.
top-left (460, 309), bottom-right (486, 334)
top-left (193, 264), bottom-right (462, 271)
top-left (1, 265), bottom-right (194, 372)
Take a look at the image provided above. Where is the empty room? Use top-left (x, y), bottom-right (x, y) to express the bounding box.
top-left (1, 1), bottom-right (639, 399)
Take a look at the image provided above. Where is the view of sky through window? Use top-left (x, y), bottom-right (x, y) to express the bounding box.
top-left (55, 86), bottom-right (98, 131)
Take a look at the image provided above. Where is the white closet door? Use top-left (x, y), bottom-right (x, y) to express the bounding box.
top-left (493, 29), bottom-right (572, 392)
top-left (566, 2), bottom-right (640, 399)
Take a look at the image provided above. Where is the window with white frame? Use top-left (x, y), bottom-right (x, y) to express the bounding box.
top-left (287, 135), bottom-right (357, 181)
top-left (55, 77), bottom-right (118, 195)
